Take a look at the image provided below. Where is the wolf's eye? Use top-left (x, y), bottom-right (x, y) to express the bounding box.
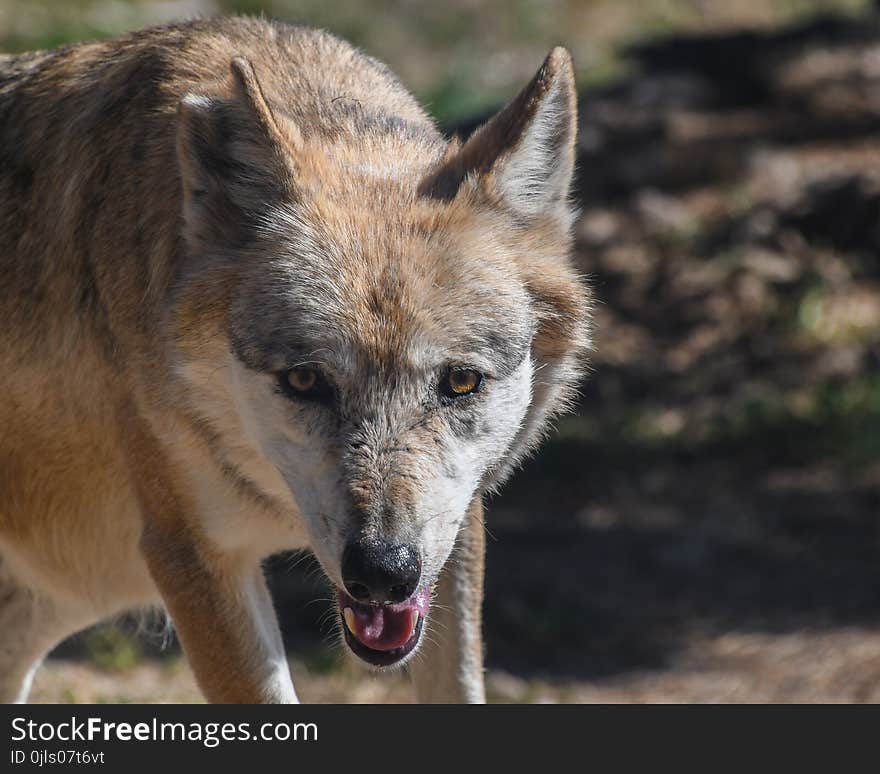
top-left (441, 368), bottom-right (483, 399)
top-left (288, 367), bottom-right (318, 393)
top-left (280, 366), bottom-right (332, 402)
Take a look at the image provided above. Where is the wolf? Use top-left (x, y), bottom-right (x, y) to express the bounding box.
top-left (0, 16), bottom-right (591, 703)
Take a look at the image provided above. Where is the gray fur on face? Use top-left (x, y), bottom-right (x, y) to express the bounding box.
top-left (224, 215), bottom-right (537, 589)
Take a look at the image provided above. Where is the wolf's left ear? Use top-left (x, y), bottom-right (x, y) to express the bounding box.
top-left (177, 57), bottom-right (301, 248)
top-left (420, 47), bottom-right (577, 221)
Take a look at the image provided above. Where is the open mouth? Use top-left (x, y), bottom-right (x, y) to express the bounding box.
top-left (337, 587), bottom-right (430, 667)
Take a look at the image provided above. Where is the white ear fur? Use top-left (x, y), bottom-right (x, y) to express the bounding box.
top-left (419, 47), bottom-right (577, 221)
top-left (493, 54), bottom-right (577, 217)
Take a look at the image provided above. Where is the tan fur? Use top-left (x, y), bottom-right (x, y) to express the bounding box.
top-left (0, 17), bottom-right (590, 703)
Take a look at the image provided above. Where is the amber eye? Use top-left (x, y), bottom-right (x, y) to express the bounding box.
top-left (442, 368), bottom-right (483, 399)
top-left (288, 367), bottom-right (318, 393)
top-left (282, 366), bottom-right (328, 400)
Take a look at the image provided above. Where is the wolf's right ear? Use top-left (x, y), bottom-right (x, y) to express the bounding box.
top-left (177, 57), bottom-right (302, 249)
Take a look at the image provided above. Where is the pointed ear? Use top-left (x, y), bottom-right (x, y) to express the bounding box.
top-left (177, 57), bottom-right (301, 249)
top-left (420, 47), bottom-right (577, 220)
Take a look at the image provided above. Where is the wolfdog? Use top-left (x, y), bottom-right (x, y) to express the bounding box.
top-left (0, 16), bottom-right (591, 703)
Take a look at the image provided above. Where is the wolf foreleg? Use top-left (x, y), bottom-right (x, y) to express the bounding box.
top-left (140, 523), bottom-right (297, 704)
top-left (129, 417), bottom-right (297, 704)
top-left (408, 497), bottom-right (486, 703)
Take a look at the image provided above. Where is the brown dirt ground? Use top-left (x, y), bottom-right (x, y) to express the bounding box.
top-left (31, 629), bottom-right (880, 703)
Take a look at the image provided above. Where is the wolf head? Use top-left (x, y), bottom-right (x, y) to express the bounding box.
top-left (171, 48), bottom-right (591, 666)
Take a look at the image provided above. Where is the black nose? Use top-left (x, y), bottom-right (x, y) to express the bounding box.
top-left (341, 538), bottom-right (421, 604)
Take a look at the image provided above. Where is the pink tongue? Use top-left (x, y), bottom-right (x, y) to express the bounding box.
top-left (347, 604), bottom-right (416, 651)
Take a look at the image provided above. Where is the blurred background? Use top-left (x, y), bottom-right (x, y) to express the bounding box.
top-left (8, 0), bottom-right (880, 702)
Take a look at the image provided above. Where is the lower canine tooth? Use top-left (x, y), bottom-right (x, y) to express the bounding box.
top-left (412, 609), bottom-right (419, 630)
top-left (343, 607), bottom-right (356, 634)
